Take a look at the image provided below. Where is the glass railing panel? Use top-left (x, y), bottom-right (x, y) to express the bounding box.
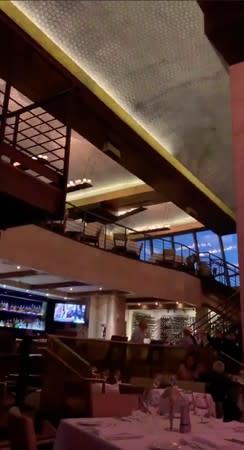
top-left (45, 203), bottom-right (240, 290)
top-left (174, 242), bottom-right (195, 260)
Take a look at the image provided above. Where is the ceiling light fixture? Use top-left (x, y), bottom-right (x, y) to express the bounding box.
top-left (17, 266), bottom-right (21, 270)
top-left (67, 178), bottom-right (93, 193)
top-left (132, 225), bottom-right (171, 234)
top-left (13, 161), bottom-right (20, 167)
top-left (99, 287), bottom-right (103, 291)
top-left (69, 287), bottom-right (73, 291)
top-left (117, 208), bottom-right (137, 217)
top-left (38, 154), bottom-right (48, 161)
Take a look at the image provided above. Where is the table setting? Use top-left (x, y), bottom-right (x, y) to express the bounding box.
top-left (53, 383), bottom-right (243, 450)
top-left (54, 410), bottom-right (244, 450)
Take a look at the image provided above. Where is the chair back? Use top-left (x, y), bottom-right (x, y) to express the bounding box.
top-left (119, 383), bottom-right (144, 394)
top-left (176, 380), bottom-right (205, 393)
top-left (130, 377), bottom-right (153, 388)
top-left (111, 335), bottom-right (128, 342)
top-left (91, 393), bottom-right (139, 417)
top-left (8, 408), bottom-right (37, 450)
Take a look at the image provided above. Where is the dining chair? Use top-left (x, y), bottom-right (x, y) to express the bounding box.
top-left (8, 407), bottom-right (37, 450)
top-left (176, 381), bottom-right (206, 393)
top-left (130, 377), bottom-right (154, 389)
top-left (8, 407), bottom-right (55, 450)
top-left (91, 393), bottom-right (139, 417)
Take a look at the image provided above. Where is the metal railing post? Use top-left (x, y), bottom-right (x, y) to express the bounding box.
top-left (12, 112), bottom-right (20, 149)
top-left (0, 80), bottom-right (11, 144)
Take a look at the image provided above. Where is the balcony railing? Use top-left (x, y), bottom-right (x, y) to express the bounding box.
top-left (0, 84), bottom-right (72, 189)
top-left (43, 202), bottom-right (240, 289)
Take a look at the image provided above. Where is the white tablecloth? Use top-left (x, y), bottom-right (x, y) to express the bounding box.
top-left (54, 413), bottom-right (244, 450)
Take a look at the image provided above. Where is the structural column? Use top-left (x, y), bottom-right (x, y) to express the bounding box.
top-left (198, 0), bottom-right (244, 357)
top-left (88, 293), bottom-right (126, 339)
top-left (230, 62), bottom-right (244, 332)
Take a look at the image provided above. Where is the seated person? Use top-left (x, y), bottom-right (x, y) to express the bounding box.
top-left (177, 354), bottom-right (197, 381)
top-left (186, 254), bottom-right (197, 274)
top-left (194, 362), bottom-right (208, 381)
top-left (206, 360), bottom-right (241, 421)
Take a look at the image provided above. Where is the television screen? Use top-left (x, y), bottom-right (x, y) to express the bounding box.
top-left (54, 303), bottom-right (86, 324)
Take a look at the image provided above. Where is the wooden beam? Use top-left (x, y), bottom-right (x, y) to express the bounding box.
top-left (103, 189), bottom-right (166, 211)
top-left (0, 143), bottom-right (62, 185)
top-left (32, 281), bottom-right (88, 290)
top-left (67, 184), bottom-right (153, 207)
top-left (128, 221), bottom-right (204, 241)
top-left (0, 269), bottom-right (37, 279)
top-left (0, 159), bottom-right (63, 214)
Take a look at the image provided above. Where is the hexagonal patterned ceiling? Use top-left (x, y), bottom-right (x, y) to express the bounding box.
top-left (10, 0), bottom-right (234, 211)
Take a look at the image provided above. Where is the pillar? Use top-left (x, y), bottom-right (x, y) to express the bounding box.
top-left (88, 293), bottom-right (126, 339)
top-left (230, 62), bottom-right (244, 351)
top-left (197, 0), bottom-right (244, 357)
top-left (195, 306), bottom-right (209, 330)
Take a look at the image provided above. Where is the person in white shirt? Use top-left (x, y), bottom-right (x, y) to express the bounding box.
top-left (181, 327), bottom-right (196, 349)
top-left (130, 320), bottom-right (148, 344)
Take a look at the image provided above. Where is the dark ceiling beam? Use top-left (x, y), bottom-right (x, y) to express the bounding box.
top-left (0, 269), bottom-right (37, 279)
top-left (197, 1), bottom-right (244, 66)
top-left (31, 281), bottom-right (88, 290)
top-left (0, 12), bottom-right (235, 235)
top-left (56, 289), bottom-right (126, 298)
top-left (103, 190), bottom-right (166, 211)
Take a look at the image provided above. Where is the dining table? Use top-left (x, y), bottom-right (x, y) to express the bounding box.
top-left (53, 411), bottom-right (244, 450)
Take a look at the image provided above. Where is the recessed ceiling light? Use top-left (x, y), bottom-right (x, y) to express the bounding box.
top-left (17, 266), bottom-right (21, 270)
top-left (2, 285), bottom-right (6, 288)
top-left (26, 289), bottom-right (29, 293)
top-left (38, 154), bottom-right (48, 160)
top-left (69, 287), bottom-right (73, 291)
top-left (46, 293), bottom-right (49, 297)
top-left (137, 303), bottom-right (141, 306)
top-left (13, 162), bottom-right (20, 167)
top-left (155, 302), bottom-right (159, 306)
top-left (99, 287), bottom-right (103, 291)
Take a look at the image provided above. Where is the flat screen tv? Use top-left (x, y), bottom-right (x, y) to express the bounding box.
top-left (54, 303), bottom-right (86, 324)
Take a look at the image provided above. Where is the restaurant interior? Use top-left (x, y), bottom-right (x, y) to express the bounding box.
top-left (0, 1), bottom-right (244, 449)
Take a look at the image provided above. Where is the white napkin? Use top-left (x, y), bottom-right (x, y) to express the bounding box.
top-left (192, 393), bottom-right (215, 417)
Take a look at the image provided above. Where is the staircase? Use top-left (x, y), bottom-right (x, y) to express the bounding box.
top-left (192, 289), bottom-right (240, 334)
